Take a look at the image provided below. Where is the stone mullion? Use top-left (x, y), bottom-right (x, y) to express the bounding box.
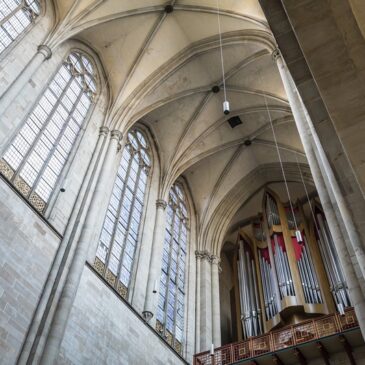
top-left (162, 203), bottom-right (176, 339)
top-left (115, 152), bottom-right (144, 292)
top-left (102, 146), bottom-right (133, 279)
top-left (172, 212), bottom-right (183, 344)
top-left (10, 71), bottom-right (74, 189)
top-left (31, 85), bottom-right (85, 201)
top-left (0, 2), bottom-right (26, 27)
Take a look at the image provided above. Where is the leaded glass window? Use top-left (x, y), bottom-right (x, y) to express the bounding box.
top-left (94, 129), bottom-right (151, 300)
top-left (0, 0), bottom-right (41, 55)
top-left (156, 183), bottom-right (189, 354)
top-left (0, 51), bottom-right (97, 213)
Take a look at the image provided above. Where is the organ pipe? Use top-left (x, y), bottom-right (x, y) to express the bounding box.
top-left (237, 239), bottom-right (263, 338)
top-left (234, 191), bottom-right (350, 336)
top-left (315, 208), bottom-right (351, 311)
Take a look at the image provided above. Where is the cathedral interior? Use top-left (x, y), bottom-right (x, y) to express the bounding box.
top-left (1, 0), bottom-right (365, 364)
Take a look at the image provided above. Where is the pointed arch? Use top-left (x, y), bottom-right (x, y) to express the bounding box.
top-left (156, 181), bottom-right (191, 353)
top-left (0, 49), bottom-right (99, 213)
top-left (93, 127), bottom-right (153, 299)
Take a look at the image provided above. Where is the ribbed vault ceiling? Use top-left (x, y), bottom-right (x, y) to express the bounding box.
top-left (52, 0), bottom-right (308, 253)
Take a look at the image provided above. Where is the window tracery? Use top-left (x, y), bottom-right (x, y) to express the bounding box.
top-left (94, 129), bottom-right (151, 300)
top-left (0, 51), bottom-right (97, 213)
top-left (0, 0), bottom-right (41, 54)
top-left (156, 183), bottom-right (189, 354)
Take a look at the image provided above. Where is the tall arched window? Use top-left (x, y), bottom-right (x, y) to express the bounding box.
top-left (94, 129), bottom-right (151, 299)
top-left (156, 183), bottom-right (189, 354)
top-left (0, 0), bottom-right (41, 55)
top-left (0, 51), bottom-right (97, 213)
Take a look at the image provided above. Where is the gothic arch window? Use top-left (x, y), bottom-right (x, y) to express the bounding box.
top-left (156, 183), bottom-right (189, 354)
top-left (0, 0), bottom-right (41, 55)
top-left (94, 129), bottom-right (151, 299)
top-left (0, 51), bottom-right (97, 213)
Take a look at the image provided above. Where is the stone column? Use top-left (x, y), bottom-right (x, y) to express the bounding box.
top-left (302, 102), bottom-right (365, 281)
top-left (211, 255), bottom-right (221, 347)
top-left (17, 126), bottom-right (109, 364)
top-left (275, 49), bottom-right (365, 282)
top-left (199, 251), bottom-right (213, 352)
top-left (195, 251), bottom-right (202, 353)
top-left (143, 199), bottom-right (168, 324)
top-left (0, 45), bottom-right (52, 118)
top-left (273, 49), bottom-right (365, 338)
top-left (40, 129), bottom-right (123, 364)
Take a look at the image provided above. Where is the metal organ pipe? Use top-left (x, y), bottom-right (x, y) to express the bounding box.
top-left (237, 239), bottom-right (263, 338)
top-left (259, 253), bottom-right (278, 320)
top-left (246, 252), bottom-right (255, 335)
top-left (273, 234), bottom-right (294, 297)
top-left (303, 241), bottom-right (322, 303)
top-left (259, 256), bottom-right (269, 319)
top-left (234, 194), bottom-right (352, 337)
top-left (316, 224), bottom-right (344, 307)
top-left (251, 260), bottom-right (262, 334)
top-left (318, 214), bottom-right (349, 307)
top-left (316, 212), bottom-right (351, 310)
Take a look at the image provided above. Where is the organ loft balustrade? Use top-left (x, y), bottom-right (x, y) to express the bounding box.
top-left (194, 308), bottom-right (360, 365)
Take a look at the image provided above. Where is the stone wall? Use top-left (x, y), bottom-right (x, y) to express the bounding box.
top-left (58, 265), bottom-right (188, 365)
top-left (0, 179), bottom-right (60, 364)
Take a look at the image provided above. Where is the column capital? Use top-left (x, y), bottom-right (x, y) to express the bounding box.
top-left (99, 126), bottom-right (109, 136)
top-left (272, 48), bottom-right (281, 62)
top-left (211, 255), bottom-right (221, 265)
top-left (110, 130), bottom-right (123, 141)
top-left (195, 250), bottom-right (212, 262)
top-left (156, 199), bottom-right (167, 210)
top-left (37, 44), bottom-right (52, 60)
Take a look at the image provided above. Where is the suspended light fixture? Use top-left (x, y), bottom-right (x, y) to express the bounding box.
top-left (216, 0), bottom-right (230, 115)
top-left (295, 153), bottom-right (319, 241)
top-left (261, 71), bottom-right (302, 243)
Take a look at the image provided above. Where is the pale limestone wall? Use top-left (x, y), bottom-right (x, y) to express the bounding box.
top-left (58, 266), bottom-right (188, 365)
top-left (0, 179), bottom-right (60, 364)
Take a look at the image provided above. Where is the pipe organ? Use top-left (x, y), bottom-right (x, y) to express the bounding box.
top-left (237, 239), bottom-right (262, 337)
top-left (314, 207), bottom-right (350, 313)
top-left (235, 191), bottom-right (351, 338)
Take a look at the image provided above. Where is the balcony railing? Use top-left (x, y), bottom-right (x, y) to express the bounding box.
top-left (194, 308), bottom-right (358, 365)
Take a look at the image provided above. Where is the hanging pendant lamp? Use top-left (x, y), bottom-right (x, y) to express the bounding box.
top-left (261, 70), bottom-right (302, 243)
top-left (216, 0), bottom-right (230, 115)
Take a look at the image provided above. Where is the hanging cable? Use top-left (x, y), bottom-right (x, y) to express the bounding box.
top-left (295, 153), bottom-right (321, 235)
top-left (260, 72), bottom-right (302, 242)
top-left (216, 0), bottom-right (229, 115)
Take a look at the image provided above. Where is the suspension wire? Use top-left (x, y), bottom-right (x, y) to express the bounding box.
top-left (260, 72), bottom-right (299, 233)
top-left (216, 0), bottom-right (227, 101)
top-left (295, 153), bottom-right (321, 235)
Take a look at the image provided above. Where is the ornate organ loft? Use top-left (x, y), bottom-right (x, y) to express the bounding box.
top-left (194, 189), bottom-right (359, 365)
top-left (235, 191), bottom-right (351, 340)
